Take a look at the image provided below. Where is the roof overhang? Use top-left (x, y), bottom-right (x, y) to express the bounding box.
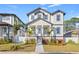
top-left (51, 10), bottom-right (65, 15)
top-left (26, 18), bottom-right (53, 26)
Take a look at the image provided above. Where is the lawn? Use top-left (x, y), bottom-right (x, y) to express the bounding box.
top-left (43, 44), bottom-right (79, 53)
top-left (0, 43), bottom-right (36, 52)
top-left (17, 44), bottom-right (36, 52)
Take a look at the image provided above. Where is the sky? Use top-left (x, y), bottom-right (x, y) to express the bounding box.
top-left (0, 4), bottom-right (79, 24)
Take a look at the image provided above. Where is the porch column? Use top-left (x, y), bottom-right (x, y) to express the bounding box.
top-left (7, 26), bottom-right (9, 39)
top-left (42, 25), bottom-right (43, 36)
top-left (36, 25), bottom-right (37, 35)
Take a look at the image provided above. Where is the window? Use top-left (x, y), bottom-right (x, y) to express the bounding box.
top-left (31, 15), bottom-right (34, 20)
top-left (56, 27), bottom-right (60, 34)
top-left (56, 14), bottom-right (61, 21)
top-left (43, 25), bottom-right (49, 35)
top-left (38, 14), bottom-right (41, 18)
top-left (3, 27), bottom-right (7, 34)
top-left (3, 16), bottom-right (10, 20)
top-left (44, 15), bottom-right (48, 20)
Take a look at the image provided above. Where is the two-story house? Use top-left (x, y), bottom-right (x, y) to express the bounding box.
top-left (26, 8), bottom-right (65, 44)
top-left (0, 13), bottom-right (25, 42)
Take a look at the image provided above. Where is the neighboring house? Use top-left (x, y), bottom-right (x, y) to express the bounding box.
top-left (64, 18), bottom-right (79, 32)
top-left (26, 8), bottom-right (65, 44)
top-left (0, 13), bottom-right (25, 42)
top-left (64, 22), bottom-right (79, 43)
top-left (64, 29), bottom-right (79, 43)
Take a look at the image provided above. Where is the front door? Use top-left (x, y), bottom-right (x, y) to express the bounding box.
top-left (37, 25), bottom-right (42, 36)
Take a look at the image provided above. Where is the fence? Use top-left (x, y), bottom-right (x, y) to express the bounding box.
top-left (65, 36), bottom-right (79, 43)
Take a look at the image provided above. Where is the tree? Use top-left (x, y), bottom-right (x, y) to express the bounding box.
top-left (27, 27), bottom-right (33, 36)
top-left (13, 25), bottom-right (21, 35)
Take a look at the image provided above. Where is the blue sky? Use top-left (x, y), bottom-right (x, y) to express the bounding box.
top-left (0, 4), bottom-right (79, 24)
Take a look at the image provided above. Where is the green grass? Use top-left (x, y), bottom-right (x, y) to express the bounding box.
top-left (43, 44), bottom-right (79, 52)
top-left (0, 43), bottom-right (35, 52)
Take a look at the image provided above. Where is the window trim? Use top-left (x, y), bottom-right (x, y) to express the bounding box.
top-left (31, 15), bottom-right (34, 20)
top-left (44, 15), bottom-right (48, 20)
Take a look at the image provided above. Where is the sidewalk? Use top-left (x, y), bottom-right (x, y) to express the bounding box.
top-left (35, 44), bottom-right (44, 53)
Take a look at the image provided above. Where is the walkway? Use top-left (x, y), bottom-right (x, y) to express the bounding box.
top-left (35, 44), bottom-right (44, 53)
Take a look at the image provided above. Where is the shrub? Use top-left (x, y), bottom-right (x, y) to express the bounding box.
top-left (0, 38), bottom-right (12, 44)
top-left (10, 45), bottom-right (20, 51)
top-left (30, 39), bottom-right (36, 44)
top-left (42, 39), bottom-right (49, 45)
top-left (49, 39), bottom-right (57, 45)
top-left (67, 40), bottom-right (75, 44)
top-left (24, 39), bottom-right (36, 44)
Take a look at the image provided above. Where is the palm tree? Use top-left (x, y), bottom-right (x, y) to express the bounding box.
top-left (27, 27), bottom-right (33, 36)
top-left (13, 25), bottom-right (21, 35)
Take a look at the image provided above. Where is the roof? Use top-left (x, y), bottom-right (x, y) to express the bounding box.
top-left (0, 13), bottom-right (25, 25)
top-left (52, 10), bottom-right (65, 15)
top-left (26, 17), bottom-right (53, 26)
top-left (27, 8), bottom-right (65, 16)
top-left (27, 7), bottom-right (51, 16)
top-left (0, 22), bottom-right (13, 26)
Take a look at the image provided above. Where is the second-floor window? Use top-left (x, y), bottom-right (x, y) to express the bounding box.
top-left (38, 14), bottom-right (41, 18)
top-left (56, 14), bottom-right (61, 21)
top-left (31, 15), bottom-right (34, 20)
top-left (44, 15), bottom-right (48, 20)
top-left (3, 16), bottom-right (10, 20)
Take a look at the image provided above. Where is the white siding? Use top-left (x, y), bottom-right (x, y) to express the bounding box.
top-left (51, 12), bottom-right (64, 24)
top-left (2, 16), bottom-right (14, 26)
top-left (28, 20), bottom-right (51, 26)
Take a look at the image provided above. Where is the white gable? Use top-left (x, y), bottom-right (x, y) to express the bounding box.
top-left (28, 19), bottom-right (51, 26)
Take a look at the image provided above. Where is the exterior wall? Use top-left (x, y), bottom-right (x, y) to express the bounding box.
top-left (1, 15), bottom-right (15, 26)
top-left (53, 25), bottom-right (64, 40)
top-left (50, 12), bottom-right (64, 40)
top-left (51, 12), bottom-right (64, 24)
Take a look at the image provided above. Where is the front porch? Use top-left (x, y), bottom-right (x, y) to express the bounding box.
top-left (0, 22), bottom-right (13, 39)
top-left (27, 25), bottom-right (53, 36)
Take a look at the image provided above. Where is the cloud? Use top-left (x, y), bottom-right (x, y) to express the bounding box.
top-left (41, 7), bottom-right (48, 10)
top-left (7, 5), bottom-right (18, 9)
top-left (74, 16), bottom-right (79, 18)
top-left (48, 4), bottom-right (61, 7)
top-left (39, 4), bottom-right (46, 6)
